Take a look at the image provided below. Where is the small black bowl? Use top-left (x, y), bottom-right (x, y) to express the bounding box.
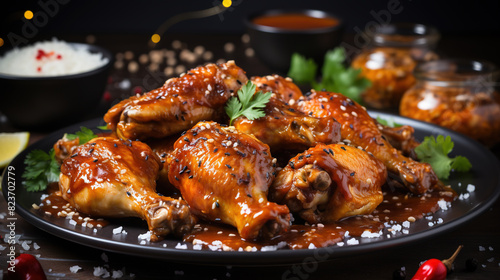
top-left (246, 9), bottom-right (345, 72)
top-left (0, 43), bottom-right (113, 130)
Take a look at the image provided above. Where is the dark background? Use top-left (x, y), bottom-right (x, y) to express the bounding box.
top-left (2, 0), bottom-right (500, 65)
top-left (1, 0), bottom-right (500, 34)
top-left (2, 0), bottom-right (500, 37)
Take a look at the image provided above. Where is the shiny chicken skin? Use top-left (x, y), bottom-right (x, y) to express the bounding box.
top-left (104, 61), bottom-right (248, 140)
top-left (378, 122), bottom-right (420, 158)
top-left (168, 121), bottom-right (290, 239)
top-left (270, 143), bottom-right (386, 224)
top-left (59, 137), bottom-right (196, 240)
top-left (251, 75), bottom-right (303, 104)
top-left (233, 97), bottom-right (341, 151)
top-left (295, 90), bottom-right (439, 194)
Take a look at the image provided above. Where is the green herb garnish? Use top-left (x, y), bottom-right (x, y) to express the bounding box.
top-left (22, 149), bottom-right (60, 192)
top-left (22, 126), bottom-right (99, 192)
top-left (287, 47), bottom-right (371, 103)
top-left (376, 116), bottom-right (402, 128)
top-left (225, 81), bottom-right (272, 126)
top-left (415, 135), bottom-right (472, 180)
top-left (65, 126), bottom-right (98, 145)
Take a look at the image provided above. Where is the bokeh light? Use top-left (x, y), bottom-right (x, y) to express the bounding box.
top-left (24, 10), bottom-right (34, 20)
top-left (151, 34), bottom-right (161, 44)
top-left (0, 38), bottom-right (4, 47)
top-left (222, 0), bottom-right (232, 8)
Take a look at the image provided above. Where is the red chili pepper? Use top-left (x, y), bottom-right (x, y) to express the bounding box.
top-left (7, 254), bottom-right (47, 280)
top-left (411, 245), bottom-right (463, 280)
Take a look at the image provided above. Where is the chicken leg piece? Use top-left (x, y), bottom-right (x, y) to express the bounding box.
top-left (233, 97), bottom-right (341, 151)
top-left (104, 61), bottom-right (247, 140)
top-left (295, 90), bottom-right (440, 194)
top-left (377, 122), bottom-right (420, 158)
top-left (251, 75), bottom-right (303, 104)
top-left (270, 143), bottom-right (387, 224)
top-left (59, 137), bottom-right (196, 240)
top-left (168, 121), bottom-right (290, 239)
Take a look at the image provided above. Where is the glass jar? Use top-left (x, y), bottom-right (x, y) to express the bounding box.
top-left (400, 59), bottom-right (500, 147)
top-left (352, 23), bottom-right (440, 109)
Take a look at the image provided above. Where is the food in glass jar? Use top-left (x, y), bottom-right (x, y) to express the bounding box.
top-left (400, 59), bottom-right (500, 147)
top-left (351, 23), bottom-right (439, 109)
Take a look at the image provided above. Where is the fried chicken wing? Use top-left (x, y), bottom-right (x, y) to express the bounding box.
top-left (104, 61), bottom-right (247, 140)
top-left (377, 122), bottom-right (420, 158)
top-left (59, 137), bottom-right (196, 240)
top-left (168, 121), bottom-right (290, 239)
top-left (53, 136), bottom-right (80, 164)
top-left (270, 144), bottom-right (386, 224)
top-left (251, 75), bottom-right (303, 103)
top-left (295, 90), bottom-right (440, 194)
top-left (233, 97), bottom-right (341, 151)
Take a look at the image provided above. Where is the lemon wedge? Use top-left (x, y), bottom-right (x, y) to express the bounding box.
top-left (0, 132), bottom-right (30, 168)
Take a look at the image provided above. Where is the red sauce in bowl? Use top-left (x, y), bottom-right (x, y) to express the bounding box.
top-left (252, 13), bottom-right (339, 30)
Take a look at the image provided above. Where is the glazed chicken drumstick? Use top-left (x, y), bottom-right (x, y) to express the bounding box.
top-left (233, 97), bottom-right (341, 151)
top-left (168, 121), bottom-right (290, 240)
top-left (104, 61), bottom-right (247, 140)
top-left (295, 90), bottom-right (440, 194)
top-left (59, 137), bottom-right (196, 240)
top-left (271, 143), bottom-right (387, 224)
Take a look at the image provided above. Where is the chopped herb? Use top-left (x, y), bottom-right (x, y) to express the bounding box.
top-left (225, 81), bottom-right (272, 126)
top-left (415, 135), bottom-right (472, 180)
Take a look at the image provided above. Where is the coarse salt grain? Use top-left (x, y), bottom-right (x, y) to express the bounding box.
top-left (437, 199), bottom-right (449, 211)
top-left (70, 265), bottom-right (82, 273)
top-left (175, 243), bottom-right (188, 249)
top-left (138, 231), bottom-right (152, 242)
top-left (101, 252), bottom-right (109, 262)
top-left (467, 184), bottom-right (476, 193)
top-left (113, 226), bottom-right (123, 235)
top-left (361, 230), bottom-right (382, 238)
top-left (93, 266), bottom-right (109, 277)
top-left (111, 270), bottom-right (124, 279)
top-left (346, 238), bottom-right (359, 245)
top-left (21, 241), bottom-right (30, 250)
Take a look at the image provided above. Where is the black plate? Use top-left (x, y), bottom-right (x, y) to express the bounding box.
top-left (2, 113), bottom-right (500, 265)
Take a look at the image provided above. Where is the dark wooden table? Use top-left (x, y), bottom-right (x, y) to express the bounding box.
top-left (1, 33), bottom-right (499, 279)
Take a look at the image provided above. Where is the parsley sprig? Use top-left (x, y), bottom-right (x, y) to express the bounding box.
top-left (415, 135), bottom-right (472, 180)
top-left (287, 47), bottom-right (371, 103)
top-left (65, 126), bottom-right (98, 145)
top-left (22, 149), bottom-right (60, 192)
top-left (22, 127), bottom-right (99, 192)
top-left (225, 81), bottom-right (272, 126)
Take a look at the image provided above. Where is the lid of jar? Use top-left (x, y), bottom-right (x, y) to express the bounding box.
top-left (371, 23), bottom-right (440, 47)
top-left (414, 59), bottom-right (499, 87)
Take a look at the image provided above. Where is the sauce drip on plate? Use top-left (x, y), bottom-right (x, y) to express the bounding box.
top-left (36, 184), bottom-right (455, 251)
